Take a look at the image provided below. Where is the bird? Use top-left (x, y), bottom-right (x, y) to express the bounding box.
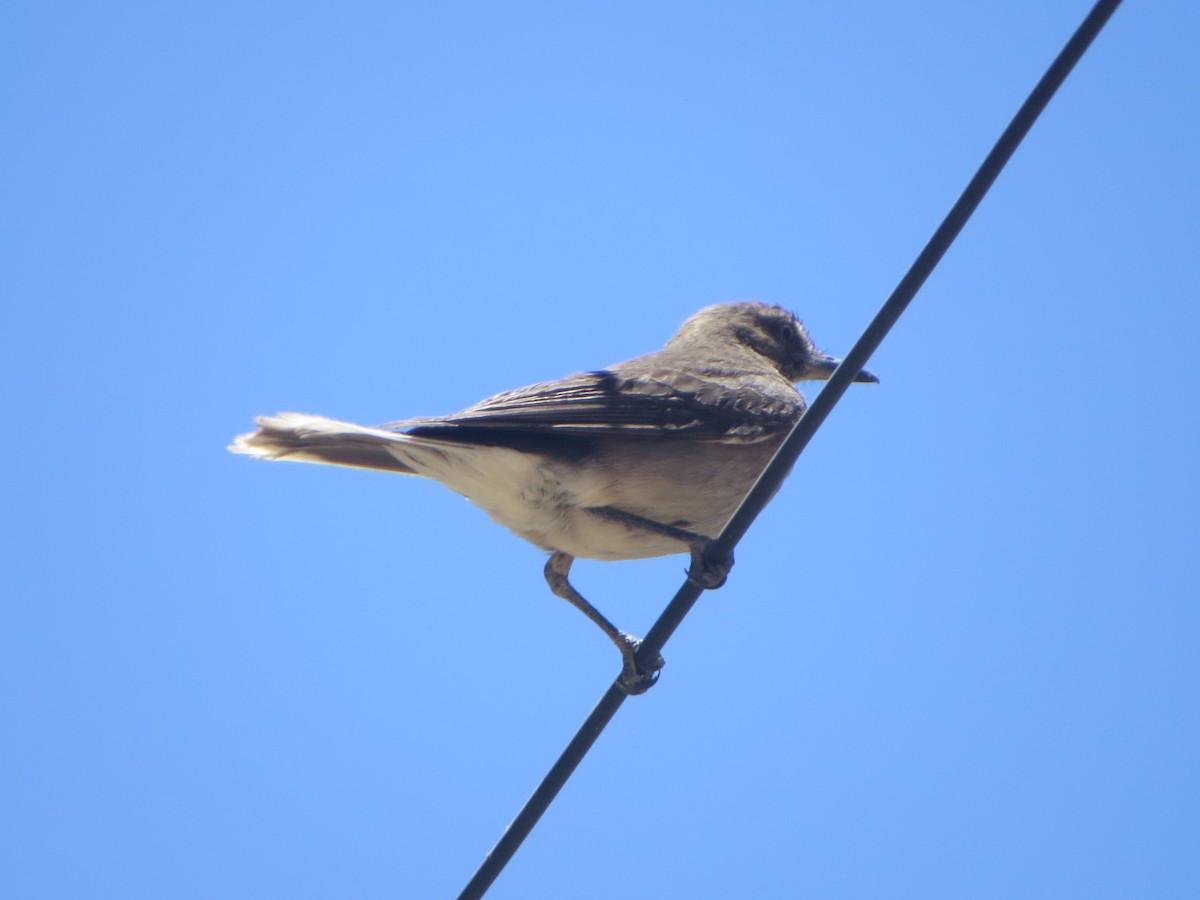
top-left (230, 302), bottom-right (877, 693)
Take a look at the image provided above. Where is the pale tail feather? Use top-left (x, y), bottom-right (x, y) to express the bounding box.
top-left (228, 413), bottom-right (418, 474)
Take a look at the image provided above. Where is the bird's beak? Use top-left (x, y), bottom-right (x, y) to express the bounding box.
top-left (809, 354), bottom-right (880, 384)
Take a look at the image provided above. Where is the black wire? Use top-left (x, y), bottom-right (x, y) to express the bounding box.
top-left (457, 2), bottom-right (1123, 896)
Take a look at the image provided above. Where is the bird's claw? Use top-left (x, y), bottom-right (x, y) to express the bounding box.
top-left (616, 633), bottom-right (664, 695)
top-left (687, 540), bottom-right (734, 589)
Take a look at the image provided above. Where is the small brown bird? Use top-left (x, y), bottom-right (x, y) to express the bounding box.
top-left (230, 302), bottom-right (877, 692)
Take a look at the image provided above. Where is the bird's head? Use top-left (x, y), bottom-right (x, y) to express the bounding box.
top-left (670, 302), bottom-right (879, 384)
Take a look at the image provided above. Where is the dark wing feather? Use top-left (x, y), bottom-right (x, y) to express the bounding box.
top-left (391, 368), bottom-right (802, 440)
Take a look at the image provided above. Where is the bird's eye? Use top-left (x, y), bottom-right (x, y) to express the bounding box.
top-left (764, 317), bottom-right (795, 347)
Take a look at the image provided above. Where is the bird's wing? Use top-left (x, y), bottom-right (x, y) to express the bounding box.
top-left (391, 368), bottom-right (802, 440)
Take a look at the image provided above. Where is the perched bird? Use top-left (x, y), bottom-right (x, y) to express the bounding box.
top-left (230, 302), bottom-right (877, 692)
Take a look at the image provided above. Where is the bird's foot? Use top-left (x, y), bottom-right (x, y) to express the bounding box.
top-left (616, 633), bottom-right (665, 696)
top-left (687, 540), bottom-right (734, 589)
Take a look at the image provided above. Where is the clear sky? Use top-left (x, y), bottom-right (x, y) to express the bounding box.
top-left (4, 2), bottom-right (1198, 898)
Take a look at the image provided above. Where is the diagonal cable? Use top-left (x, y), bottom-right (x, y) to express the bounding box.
top-left (457, 2), bottom-right (1123, 896)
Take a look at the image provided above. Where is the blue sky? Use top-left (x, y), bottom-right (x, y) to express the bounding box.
top-left (4, 2), bottom-right (1198, 898)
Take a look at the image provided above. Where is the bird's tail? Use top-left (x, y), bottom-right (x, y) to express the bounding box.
top-left (229, 413), bottom-right (418, 474)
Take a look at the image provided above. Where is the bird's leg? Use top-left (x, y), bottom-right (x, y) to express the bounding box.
top-left (587, 506), bottom-right (735, 589)
top-left (543, 551), bottom-right (664, 695)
